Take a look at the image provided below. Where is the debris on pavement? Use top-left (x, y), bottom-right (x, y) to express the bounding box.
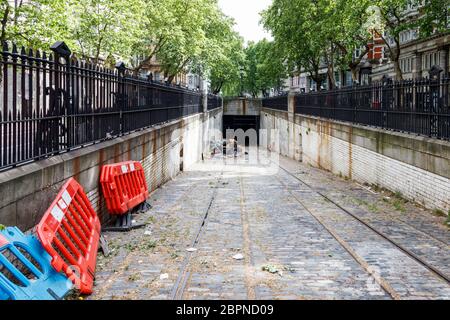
top-left (160, 274), bottom-right (169, 280)
top-left (262, 265), bottom-right (279, 273)
top-left (99, 234), bottom-right (110, 257)
top-left (262, 265), bottom-right (282, 276)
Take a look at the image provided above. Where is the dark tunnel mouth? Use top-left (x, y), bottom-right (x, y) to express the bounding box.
top-left (222, 115), bottom-right (260, 146)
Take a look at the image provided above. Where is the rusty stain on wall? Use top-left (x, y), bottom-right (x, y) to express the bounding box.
top-left (127, 140), bottom-right (132, 161)
top-left (348, 126), bottom-right (353, 180)
top-left (73, 157), bottom-right (80, 181)
top-left (114, 144), bottom-right (120, 163)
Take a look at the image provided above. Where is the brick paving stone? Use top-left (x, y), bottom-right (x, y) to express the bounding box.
top-left (90, 149), bottom-right (449, 300)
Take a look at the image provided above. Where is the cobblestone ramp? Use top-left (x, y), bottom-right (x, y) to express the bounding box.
top-left (91, 150), bottom-right (449, 300)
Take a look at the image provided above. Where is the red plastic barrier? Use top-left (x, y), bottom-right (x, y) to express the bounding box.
top-left (36, 178), bottom-right (101, 295)
top-left (100, 161), bottom-right (149, 215)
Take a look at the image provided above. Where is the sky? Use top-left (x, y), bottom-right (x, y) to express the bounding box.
top-left (218, 0), bottom-right (273, 44)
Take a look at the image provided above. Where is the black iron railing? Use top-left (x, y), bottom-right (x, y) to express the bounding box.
top-left (0, 41), bottom-right (220, 171)
top-left (262, 95), bottom-right (288, 111)
top-left (294, 77), bottom-right (450, 141)
top-left (207, 94), bottom-right (222, 111)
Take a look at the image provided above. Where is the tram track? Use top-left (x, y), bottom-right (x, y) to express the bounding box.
top-left (299, 170), bottom-right (450, 248)
top-left (93, 151), bottom-right (449, 300)
top-left (171, 154), bottom-right (449, 301)
top-left (170, 170), bottom-right (224, 300)
top-left (272, 171), bottom-right (400, 299)
top-left (94, 170), bottom-right (218, 300)
top-left (275, 161), bottom-right (450, 287)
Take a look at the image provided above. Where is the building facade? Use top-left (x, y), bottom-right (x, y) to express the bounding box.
top-left (371, 32), bottom-right (449, 81)
top-left (285, 4), bottom-right (449, 93)
top-left (132, 54), bottom-right (205, 91)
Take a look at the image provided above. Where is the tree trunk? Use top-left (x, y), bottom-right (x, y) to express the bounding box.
top-left (94, 40), bottom-right (102, 66)
top-left (0, 5), bottom-right (9, 82)
top-left (217, 82), bottom-right (223, 94)
top-left (213, 81), bottom-right (223, 94)
top-left (1, 5), bottom-right (9, 42)
top-left (167, 75), bottom-right (175, 84)
top-left (393, 58), bottom-right (403, 81)
top-left (351, 67), bottom-right (359, 84)
top-left (311, 71), bottom-right (324, 91)
top-left (327, 65), bottom-right (337, 90)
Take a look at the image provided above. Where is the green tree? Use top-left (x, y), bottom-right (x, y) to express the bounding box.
top-left (0, 0), bottom-right (71, 49)
top-left (263, 0), bottom-right (374, 88)
top-left (262, 0), bottom-right (332, 89)
top-left (371, 0), bottom-right (449, 80)
top-left (370, 0), bottom-right (414, 80)
top-left (333, 0), bottom-right (373, 83)
top-left (132, 0), bottom-right (246, 87)
top-left (263, 0), bottom-right (449, 84)
top-left (207, 23), bottom-right (245, 94)
top-left (416, 0), bottom-right (450, 36)
top-left (242, 40), bottom-right (287, 97)
top-left (134, 0), bottom-right (220, 83)
top-left (69, 0), bottom-right (145, 64)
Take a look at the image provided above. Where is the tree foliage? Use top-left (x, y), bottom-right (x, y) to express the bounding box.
top-left (207, 25), bottom-right (245, 95)
top-left (262, 0), bottom-right (373, 88)
top-left (1, 0), bottom-right (71, 48)
top-left (218, 39), bottom-right (288, 97)
top-left (131, 0), bottom-right (246, 85)
top-left (417, 0), bottom-right (450, 36)
top-left (263, 0), bottom-right (449, 83)
top-left (243, 40), bottom-right (287, 97)
top-left (68, 0), bottom-right (145, 64)
top-left (0, 0), bottom-right (246, 91)
top-left (370, 0), bottom-right (449, 80)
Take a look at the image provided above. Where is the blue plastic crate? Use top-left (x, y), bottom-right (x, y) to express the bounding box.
top-left (0, 227), bottom-right (73, 300)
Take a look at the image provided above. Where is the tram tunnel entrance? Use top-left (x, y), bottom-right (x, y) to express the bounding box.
top-left (223, 115), bottom-right (260, 146)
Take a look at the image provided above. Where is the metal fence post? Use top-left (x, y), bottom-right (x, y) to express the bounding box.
top-left (352, 85), bottom-right (356, 123)
top-left (115, 62), bottom-right (126, 135)
top-left (49, 41), bottom-right (72, 152)
top-left (381, 75), bottom-right (391, 129)
top-left (429, 65), bottom-right (443, 138)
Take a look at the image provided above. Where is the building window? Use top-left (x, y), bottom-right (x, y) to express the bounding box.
top-left (309, 78), bottom-right (317, 91)
top-left (334, 71), bottom-right (340, 88)
top-left (299, 76), bottom-right (306, 89)
top-left (399, 30), bottom-right (417, 44)
top-left (382, 47), bottom-right (387, 60)
top-left (354, 48), bottom-right (361, 59)
top-left (422, 51), bottom-right (439, 71)
top-left (345, 71), bottom-right (352, 87)
top-left (400, 57), bottom-right (413, 73)
top-left (361, 73), bottom-right (370, 85)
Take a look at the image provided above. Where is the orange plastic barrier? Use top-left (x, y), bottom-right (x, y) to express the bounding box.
top-left (36, 178), bottom-right (101, 295)
top-left (100, 161), bottom-right (149, 216)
